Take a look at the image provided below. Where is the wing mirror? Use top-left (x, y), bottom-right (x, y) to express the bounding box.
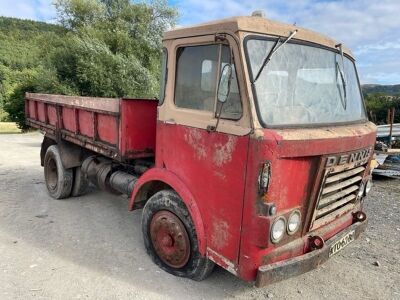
top-left (217, 64), bottom-right (233, 103)
top-left (207, 64), bottom-right (233, 133)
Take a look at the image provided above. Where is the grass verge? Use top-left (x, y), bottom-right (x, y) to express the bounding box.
top-left (0, 122), bottom-right (22, 134)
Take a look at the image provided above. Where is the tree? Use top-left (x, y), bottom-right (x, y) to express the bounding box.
top-left (3, 0), bottom-right (177, 129)
top-left (52, 0), bottom-right (177, 97)
top-left (364, 93), bottom-right (400, 124)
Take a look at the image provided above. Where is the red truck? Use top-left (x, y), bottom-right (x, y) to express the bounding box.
top-left (25, 15), bottom-right (376, 286)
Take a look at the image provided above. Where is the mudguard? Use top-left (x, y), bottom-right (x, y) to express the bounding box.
top-left (129, 168), bottom-right (207, 255)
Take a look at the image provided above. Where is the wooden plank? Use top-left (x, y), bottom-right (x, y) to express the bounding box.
top-left (25, 93), bottom-right (120, 114)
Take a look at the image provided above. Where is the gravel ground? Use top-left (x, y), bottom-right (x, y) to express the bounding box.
top-left (0, 132), bottom-right (399, 300)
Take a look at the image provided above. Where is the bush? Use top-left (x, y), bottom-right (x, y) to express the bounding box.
top-left (4, 67), bottom-right (76, 129)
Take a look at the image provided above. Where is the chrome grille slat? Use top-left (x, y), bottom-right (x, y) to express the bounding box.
top-left (322, 175), bottom-right (362, 195)
top-left (312, 203), bottom-right (355, 229)
top-left (325, 166), bottom-right (365, 184)
top-left (316, 194), bottom-right (356, 218)
top-left (318, 185), bottom-right (359, 208)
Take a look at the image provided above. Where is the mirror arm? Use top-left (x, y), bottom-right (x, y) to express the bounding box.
top-left (215, 102), bottom-right (225, 130)
top-left (207, 102), bottom-right (225, 133)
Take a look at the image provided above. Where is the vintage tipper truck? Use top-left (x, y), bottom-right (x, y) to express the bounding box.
top-left (25, 14), bottom-right (376, 286)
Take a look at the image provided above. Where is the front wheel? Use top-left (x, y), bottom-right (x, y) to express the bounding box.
top-left (141, 190), bottom-right (214, 280)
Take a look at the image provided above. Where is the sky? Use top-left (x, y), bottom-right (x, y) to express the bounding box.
top-left (0, 0), bottom-right (399, 85)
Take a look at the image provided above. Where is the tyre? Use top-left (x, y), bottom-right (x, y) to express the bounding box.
top-left (44, 145), bottom-right (73, 199)
top-left (71, 166), bottom-right (89, 197)
top-left (141, 190), bottom-right (214, 281)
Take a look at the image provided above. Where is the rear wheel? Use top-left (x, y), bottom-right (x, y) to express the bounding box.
top-left (44, 145), bottom-right (73, 199)
top-left (141, 190), bottom-right (214, 280)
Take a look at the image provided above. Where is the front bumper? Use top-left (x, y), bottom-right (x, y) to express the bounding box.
top-left (255, 219), bottom-right (368, 287)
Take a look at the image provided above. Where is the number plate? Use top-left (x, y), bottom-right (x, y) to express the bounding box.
top-left (329, 230), bottom-right (355, 257)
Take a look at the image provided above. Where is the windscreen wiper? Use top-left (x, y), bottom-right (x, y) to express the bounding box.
top-left (252, 30), bottom-right (298, 84)
top-left (335, 43), bottom-right (347, 109)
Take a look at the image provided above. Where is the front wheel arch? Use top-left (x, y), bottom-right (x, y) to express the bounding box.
top-left (129, 168), bottom-right (207, 255)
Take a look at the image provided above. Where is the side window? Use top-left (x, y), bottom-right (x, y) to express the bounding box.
top-left (174, 43), bottom-right (242, 119)
top-left (159, 48), bottom-right (168, 105)
top-left (175, 45), bottom-right (219, 111)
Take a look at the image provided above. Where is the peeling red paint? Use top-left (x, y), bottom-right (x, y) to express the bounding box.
top-left (213, 135), bottom-right (237, 166)
top-left (211, 218), bottom-right (230, 250)
top-left (184, 128), bottom-right (207, 160)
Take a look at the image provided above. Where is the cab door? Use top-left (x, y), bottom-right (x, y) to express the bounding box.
top-left (157, 34), bottom-right (252, 267)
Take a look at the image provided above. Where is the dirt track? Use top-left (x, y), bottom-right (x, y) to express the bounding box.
top-left (0, 132), bottom-right (399, 299)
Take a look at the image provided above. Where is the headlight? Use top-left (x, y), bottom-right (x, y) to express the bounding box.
top-left (271, 217), bottom-right (286, 243)
top-left (365, 178), bottom-right (373, 194)
top-left (287, 210), bottom-right (301, 234)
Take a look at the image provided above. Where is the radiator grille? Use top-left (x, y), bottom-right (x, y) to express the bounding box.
top-left (311, 163), bottom-right (366, 230)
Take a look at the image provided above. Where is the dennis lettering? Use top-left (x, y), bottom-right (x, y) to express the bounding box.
top-left (326, 148), bottom-right (372, 167)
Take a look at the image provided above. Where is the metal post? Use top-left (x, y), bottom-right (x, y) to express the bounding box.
top-left (388, 108), bottom-right (395, 149)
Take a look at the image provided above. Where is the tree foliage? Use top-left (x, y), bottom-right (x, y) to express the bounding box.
top-left (364, 93), bottom-right (400, 124)
top-left (1, 0), bottom-right (177, 129)
top-left (0, 17), bottom-right (65, 123)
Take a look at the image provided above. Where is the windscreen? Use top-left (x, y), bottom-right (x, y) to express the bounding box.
top-left (246, 38), bottom-right (366, 126)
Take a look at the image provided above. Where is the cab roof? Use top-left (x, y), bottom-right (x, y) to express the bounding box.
top-left (163, 16), bottom-right (353, 58)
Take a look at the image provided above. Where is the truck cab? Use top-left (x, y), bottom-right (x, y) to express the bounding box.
top-left (148, 15), bottom-right (376, 284)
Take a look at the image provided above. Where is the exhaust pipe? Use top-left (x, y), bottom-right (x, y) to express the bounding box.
top-left (109, 171), bottom-right (137, 195)
top-left (81, 156), bottom-right (138, 196)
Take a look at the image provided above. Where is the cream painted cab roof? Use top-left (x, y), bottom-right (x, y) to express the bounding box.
top-left (163, 16), bottom-right (353, 58)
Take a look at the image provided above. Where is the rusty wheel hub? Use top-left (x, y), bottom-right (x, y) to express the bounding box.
top-left (150, 210), bottom-right (190, 268)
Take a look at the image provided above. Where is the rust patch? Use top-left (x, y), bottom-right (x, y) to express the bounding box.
top-left (211, 219), bottom-right (229, 250)
top-left (184, 129), bottom-right (207, 160)
top-left (213, 136), bottom-right (237, 167)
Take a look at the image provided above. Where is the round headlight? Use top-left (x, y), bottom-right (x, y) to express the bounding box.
top-left (287, 210), bottom-right (301, 234)
top-left (365, 178), bottom-right (373, 194)
top-left (271, 217), bottom-right (286, 243)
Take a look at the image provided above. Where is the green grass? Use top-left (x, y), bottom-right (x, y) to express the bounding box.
top-left (0, 122), bottom-right (21, 133)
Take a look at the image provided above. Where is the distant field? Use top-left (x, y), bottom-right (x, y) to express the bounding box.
top-left (0, 122), bottom-right (21, 134)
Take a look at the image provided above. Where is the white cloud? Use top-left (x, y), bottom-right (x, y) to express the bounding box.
top-left (355, 41), bottom-right (400, 55)
top-left (0, 0), bottom-right (398, 84)
top-left (176, 0), bottom-right (400, 84)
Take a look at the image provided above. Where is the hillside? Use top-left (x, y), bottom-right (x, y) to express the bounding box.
top-left (0, 17), bottom-right (64, 68)
top-left (0, 17), bottom-right (65, 120)
top-left (362, 84), bottom-right (400, 96)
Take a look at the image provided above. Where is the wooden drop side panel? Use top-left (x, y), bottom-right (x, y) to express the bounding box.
top-left (28, 100), bottom-right (37, 120)
top-left (78, 110), bottom-right (94, 138)
top-left (37, 102), bottom-right (47, 122)
top-left (48, 106), bottom-right (57, 126)
top-left (62, 107), bottom-right (77, 132)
